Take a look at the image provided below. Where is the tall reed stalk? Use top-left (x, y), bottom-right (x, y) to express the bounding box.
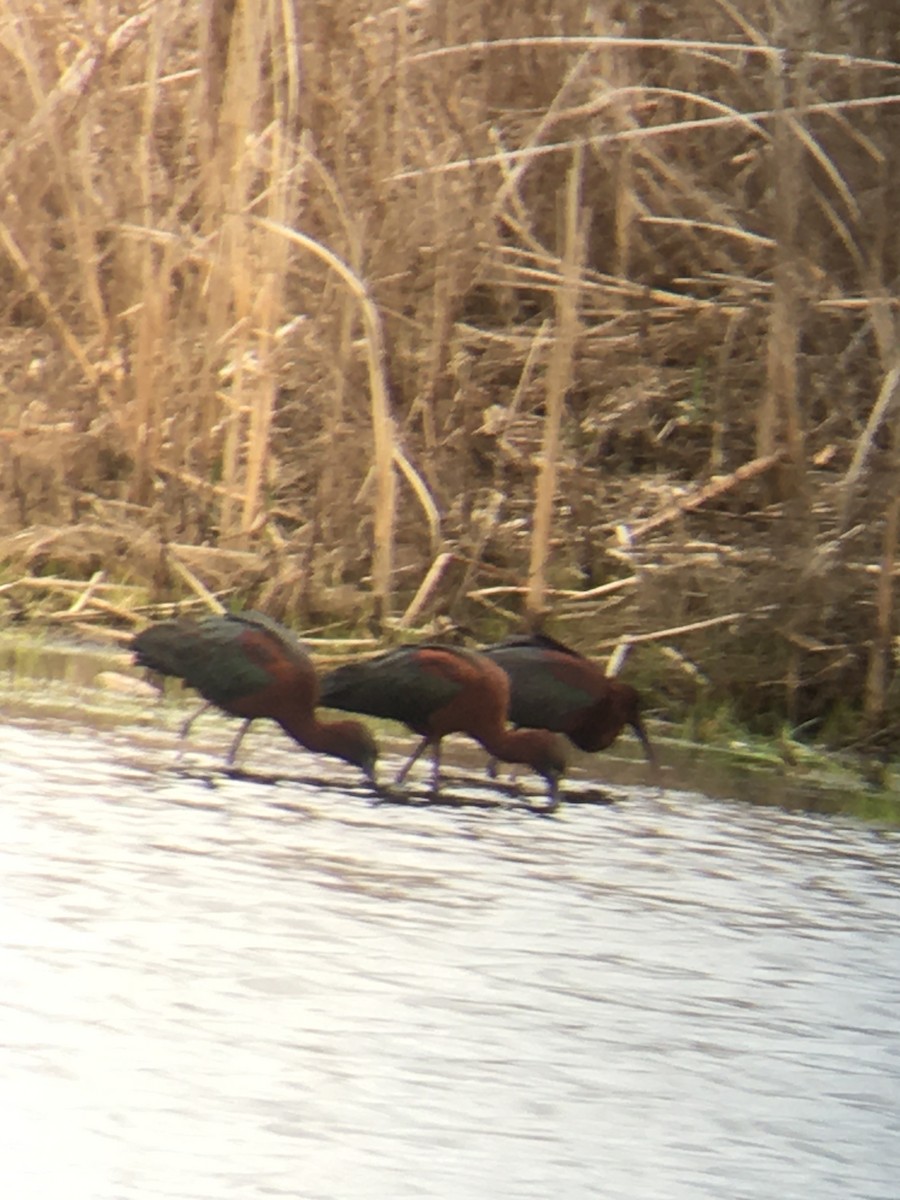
top-left (526, 146), bottom-right (587, 624)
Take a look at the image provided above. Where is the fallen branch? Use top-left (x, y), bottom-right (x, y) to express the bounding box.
top-left (839, 362), bottom-right (900, 532)
top-left (617, 452), bottom-right (784, 543)
top-left (66, 569), bottom-right (106, 615)
top-left (167, 551), bottom-right (226, 613)
top-left (398, 552), bottom-right (456, 629)
top-left (467, 576), bottom-right (638, 601)
top-left (46, 594), bottom-right (140, 624)
top-left (168, 541), bottom-right (262, 567)
top-left (593, 606), bottom-right (777, 649)
top-left (0, 574), bottom-right (141, 596)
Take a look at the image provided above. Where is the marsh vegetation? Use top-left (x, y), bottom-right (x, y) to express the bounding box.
top-left (0, 2), bottom-right (898, 762)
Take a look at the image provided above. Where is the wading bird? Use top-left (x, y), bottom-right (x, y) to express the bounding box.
top-left (132, 611), bottom-right (378, 785)
top-left (320, 643), bottom-right (567, 809)
top-left (482, 632), bottom-right (657, 772)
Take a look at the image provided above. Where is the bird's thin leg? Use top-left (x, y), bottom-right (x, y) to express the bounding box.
top-left (485, 757), bottom-right (521, 793)
top-left (538, 775), bottom-right (560, 815)
top-left (225, 719), bottom-right (252, 765)
top-left (429, 741), bottom-right (442, 798)
top-left (175, 701), bottom-right (211, 760)
top-left (395, 736), bottom-right (429, 785)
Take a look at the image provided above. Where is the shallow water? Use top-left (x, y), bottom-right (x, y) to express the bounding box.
top-left (1, 708), bottom-right (899, 1200)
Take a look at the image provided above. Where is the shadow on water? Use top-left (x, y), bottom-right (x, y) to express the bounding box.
top-left (192, 764), bottom-right (614, 815)
top-left (1, 629), bottom-right (900, 1199)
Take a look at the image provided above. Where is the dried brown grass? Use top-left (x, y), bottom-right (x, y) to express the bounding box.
top-left (0, 1), bottom-right (898, 740)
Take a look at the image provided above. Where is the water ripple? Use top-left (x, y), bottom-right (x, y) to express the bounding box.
top-left (0, 717), bottom-right (898, 1200)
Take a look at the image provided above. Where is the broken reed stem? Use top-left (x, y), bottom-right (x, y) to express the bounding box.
top-left (66, 569), bottom-right (106, 614)
top-left (839, 362), bottom-right (900, 532)
top-left (469, 577), bottom-right (638, 601)
top-left (393, 447), bottom-right (442, 553)
top-left (167, 551), bottom-right (227, 613)
top-left (0, 578), bottom-right (140, 628)
top-left (397, 552), bottom-right (455, 629)
top-left (526, 145), bottom-right (587, 624)
top-left (604, 640), bottom-right (632, 677)
top-left (404, 36), bottom-right (900, 73)
top-left (390, 94), bottom-right (900, 183)
top-left (620, 452), bottom-right (784, 543)
top-left (352, 444), bottom-right (441, 550)
top-left (48, 598), bottom-right (139, 624)
top-left (0, 575), bottom-right (139, 596)
top-left (593, 607), bottom-right (777, 650)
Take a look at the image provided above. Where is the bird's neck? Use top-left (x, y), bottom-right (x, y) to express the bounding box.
top-left (478, 725), bottom-right (557, 771)
top-left (277, 710), bottom-right (357, 762)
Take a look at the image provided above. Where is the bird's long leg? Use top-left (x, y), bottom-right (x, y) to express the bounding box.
top-left (536, 773), bottom-right (560, 815)
top-left (395, 736), bottom-right (430, 785)
top-left (225, 719), bottom-right (252, 765)
top-left (429, 740), bottom-right (442, 798)
top-left (175, 701), bottom-right (212, 760)
top-left (485, 757), bottom-right (522, 793)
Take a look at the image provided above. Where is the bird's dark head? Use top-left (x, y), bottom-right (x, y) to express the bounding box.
top-left (611, 680), bottom-right (643, 724)
top-left (337, 720), bottom-right (380, 785)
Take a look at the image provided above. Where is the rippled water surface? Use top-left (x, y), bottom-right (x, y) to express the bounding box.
top-left (1, 711), bottom-right (898, 1200)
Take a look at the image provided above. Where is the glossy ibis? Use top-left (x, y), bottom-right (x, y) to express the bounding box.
top-left (482, 632), bottom-right (657, 772)
top-left (319, 643), bottom-right (567, 808)
top-left (132, 611), bottom-right (378, 784)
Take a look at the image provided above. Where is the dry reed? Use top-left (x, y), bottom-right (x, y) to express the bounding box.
top-left (0, 0), bottom-right (898, 743)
